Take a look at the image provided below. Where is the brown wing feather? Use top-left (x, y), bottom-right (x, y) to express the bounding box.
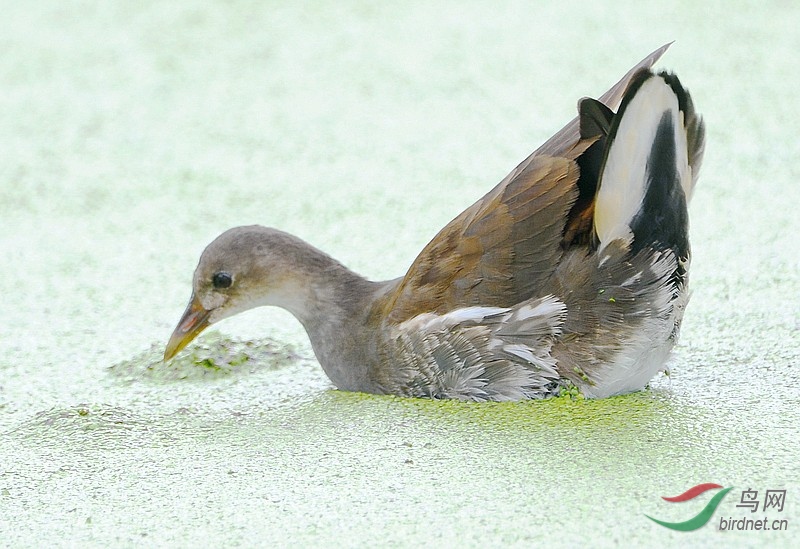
top-left (385, 155), bottom-right (581, 324)
top-left (382, 44), bottom-right (672, 325)
top-left (498, 42), bottom-right (672, 183)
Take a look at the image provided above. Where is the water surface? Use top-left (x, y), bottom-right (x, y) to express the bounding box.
top-left (1, 2), bottom-right (798, 547)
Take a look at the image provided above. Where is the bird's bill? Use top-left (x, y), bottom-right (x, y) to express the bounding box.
top-left (164, 293), bottom-right (211, 361)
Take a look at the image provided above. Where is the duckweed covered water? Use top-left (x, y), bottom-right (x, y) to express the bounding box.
top-left (108, 332), bottom-right (304, 382)
top-left (1, 1), bottom-right (798, 547)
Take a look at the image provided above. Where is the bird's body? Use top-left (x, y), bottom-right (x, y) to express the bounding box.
top-left (166, 44), bottom-right (705, 402)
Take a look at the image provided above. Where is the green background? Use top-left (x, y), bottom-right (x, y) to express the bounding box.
top-left (1, 1), bottom-right (797, 547)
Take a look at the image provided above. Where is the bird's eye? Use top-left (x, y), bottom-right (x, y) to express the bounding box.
top-left (212, 271), bottom-right (233, 289)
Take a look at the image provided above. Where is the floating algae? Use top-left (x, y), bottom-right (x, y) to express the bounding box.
top-left (108, 331), bottom-right (305, 383)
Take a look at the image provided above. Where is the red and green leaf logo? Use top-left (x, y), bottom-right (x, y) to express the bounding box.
top-left (646, 483), bottom-right (733, 531)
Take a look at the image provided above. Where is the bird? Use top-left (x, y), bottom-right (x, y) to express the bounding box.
top-left (164, 43), bottom-right (705, 402)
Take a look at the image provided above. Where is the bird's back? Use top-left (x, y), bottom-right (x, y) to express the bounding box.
top-left (372, 65), bottom-right (704, 401)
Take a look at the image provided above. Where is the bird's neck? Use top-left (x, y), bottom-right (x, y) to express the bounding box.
top-left (274, 243), bottom-right (395, 393)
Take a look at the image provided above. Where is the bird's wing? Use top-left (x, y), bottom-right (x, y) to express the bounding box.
top-left (503, 42), bottom-right (672, 177)
top-left (381, 44), bottom-right (671, 325)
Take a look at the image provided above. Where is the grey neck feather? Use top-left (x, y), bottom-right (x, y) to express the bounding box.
top-left (279, 244), bottom-right (394, 393)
